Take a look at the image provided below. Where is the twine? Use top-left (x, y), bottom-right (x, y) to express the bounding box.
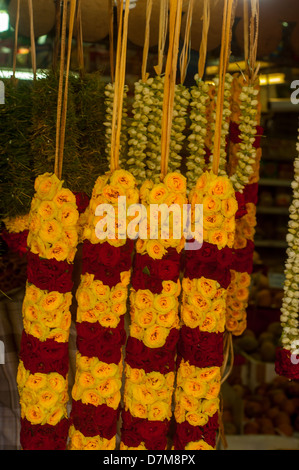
top-left (211, 0), bottom-right (236, 176)
top-left (108, 0), bottom-right (114, 82)
top-left (28, 0), bottom-right (36, 80)
top-left (54, 0), bottom-right (77, 180)
top-left (110, 0), bottom-right (130, 172)
top-left (179, 0), bottom-right (194, 85)
top-left (12, 0), bottom-right (20, 83)
top-left (198, 0), bottom-right (210, 80)
top-left (76, 0), bottom-right (84, 77)
top-left (141, 0), bottom-right (153, 82)
top-left (154, 0), bottom-right (168, 76)
top-left (160, 0), bottom-right (183, 180)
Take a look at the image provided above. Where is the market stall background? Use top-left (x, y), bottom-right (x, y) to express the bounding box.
top-left (0, 0), bottom-right (298, 451)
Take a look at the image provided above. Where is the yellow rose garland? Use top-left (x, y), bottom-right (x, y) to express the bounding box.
top-left (121, 172), bottom-right (187, 450)
top-left (17, 172), bottom-right (79, 450)
top-left (68, 169), bottom-right (138, 450)
top-left (173, 170), bottom-right (237, 450)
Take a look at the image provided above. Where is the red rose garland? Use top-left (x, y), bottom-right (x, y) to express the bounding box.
top-left (17, 173), bottom-right (79, 450)
top-left (120, 172), bottom-right (187, 450)
top-left (173, 171), bottom-right (238, 450)
top-left (68, 169), bottom-right (138, 450)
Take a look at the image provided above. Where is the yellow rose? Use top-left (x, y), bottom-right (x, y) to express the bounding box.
top-left (98, 313), bottom-right (119, 329)
top-left (47, 407), bottom-right (65, 426)
top-left (156, 309), bottom-right (177, 328)
top-left (102, 184), bottom-right (125, 204)
top-left (200, 313), bottom-right (218, 332)
top-left (178, 391), bottom-right (199, 412)
top-left (203, 212), bottom-right (223, 230)
top-left (134, 289), bottom-right (154, 309)
top-left (198, 366), bottom-right (220, 383)
top-left (110, 285), bottom-right (127, 303)
top-left (131, 384), bottom-right (156, 405)
top-left (130, 323), bottom-right (144, 341)
top-left (92, 361), bottom-right (118, 379)
top-left (120, 270), bottom-right (131, 286)
top-left (46, 241), bottom-right (70, 261)
top-left (162, 280), bottom-right (180, 297)
top-left (206, 381), bottom-right (221, 399)
top-left (186, 411), bottom-right (209, 427)
top-left (181, 305), bottom-right (202, 328)
top-left (25, 404), bottom-right (44, 424)
top-left (78, 371), bottom-right (95, 389)
top-left (238, 272), bottom-right (251, 287)
top-left (182, 277), bottom-right (196, 294)
top-left (148, 183), bottom-right (169, 204)
top-left (201, 398), bottom-right (219, 417)
top-left (174, 403), bottom-right (185, 424)
top-left (110, 302), bottom-right (127, 317)
top-left (202, 195), bottom-right (222, 215)
top-left (143, 325), bottom-right (169, 349)
top-left (97, 377), bottom-right (121, 398)
top-left (58, 203), bottom-right (79, 227)
top-left (221, 197), bottom-right (238, 218)
top-left (163, 172), bottom-right (186, 194)
top-left (148, 401), bottom-right (169, 421)
top-left (140, 179), bottom-right (154, 202)
top-left (53, 188), bottom-right (76, 207)
top-left (48, 373), bottom-right (66, 393)
top-left (146, 240), bottom-right (167, 259)
top-left (93, 174), bottom-right (110, 195)
top-left (39, 219), bottom-right (62, 244)
top-left (28, 321), bottom-right (49, 341)
top-left (38, 389), bottom-right (59, 409)
top-left (131, 402), bottom-right (148, 419)
top-left (221, 216), bottom-right (235, 233)
top-left (47, 328), bottom-right (69, 343)
top-left (63, 227), bottom-right (78, 247)
top-left (28, 213), bottom-right (41, 234)
top-left (145, 371), bottom-right (165, 391)
top-left (153, 294), bottom-right (176, 313)
top-left (182, 378), bottom-right (207, 398)
top-left (17, 362), bottom-right (30, 389)
top-left (40, 291), bottom-right (63, 312)
top-left (208, 229), bottom-right (228, 249)
top-left (23, 304), bottom-right (39, 322)
top-left (197, 277), bottom-right (217, 299)
top-left (34, 173), bottom-right (62, 200)
top-left (185, 440), bottom-right (214, 450)
top-left (41, 310), bottom-right (62, 329)
top-left (77, 288), bottom-right (97, 311)
top-left (110, 169), bottom-right (136, 190)
top-left (81, 390), bottom-right (102, 407)
top-left (208, 175), bottom-right (234, 200)
top-left (106, 390), bottom-right (121, 410)
top-left (190, 292), bottom-right (211, 313)
top-left (37, 200), bottom-right (57, 221)
top-left (135, 308), bottom-right (157, 328)
top-left (195, 172), bottom-right (209, 192)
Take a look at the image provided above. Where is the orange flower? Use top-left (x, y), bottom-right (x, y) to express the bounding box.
top-left (163, 173), bottom-right (186, 193)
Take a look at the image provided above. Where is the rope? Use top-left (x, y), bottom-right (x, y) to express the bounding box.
top-left (160, 0), bottom-right (183, 180)
top-left (211, 0), bottom-right (236, 175)
top-left (12, 0), bottom-right (20, 83)
top-left (180, 0), bottom-right (194, 85)
top-left (108, 0), bottom-right (114, 82)
top-left (28, 0), bottom-right (36, 80)
top-left (249, 0), bottom-right (260, 84)
top-left (110, 0), bottom-right (130, 172)
top-left (76, 0), bottom-right (84, 76)
top-left (141, 0), bottom-right (153, 82)
top-left (198, 0), bottom-right (210, 79)
top-left (54, 0), bottom-right (77, 180)
top-left (243, 0), bottom-right (249, 74)
top-left (154, 0), bottom-right (168, 76)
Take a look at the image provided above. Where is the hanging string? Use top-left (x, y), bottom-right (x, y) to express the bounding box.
top-left (154, 0), bottom-right (168, 76)
top-left (108, 0), bottom-right (115, 82)
top-left (179, 0), bottom-right (194, 84)
top-left (110, 0), bottom-right (130, 172)
top-left (243, 0), bottom-right (249, 75)
top-left (198, 0), bottom-right (210, 79)
top-left (28, 0), bottom-right (37, 80)
top-left (160, 0), bottom-right (183, 180)
top-left (141, 0), bottom-right (153, 82)
top-left (211, 0), bottom-right (236, 175)
top-left (76, 0), bottom-right (84, 77)
top-left (12, 0), bottom-right (20, 83)
top-left (248, 0), bottom-right (260, 84)
top-left (54, 0), bottom-right (68, 178)
top-left (53, 0), bottom-right (61, 71)
top-left (58, 0), bottom-right (77, 179)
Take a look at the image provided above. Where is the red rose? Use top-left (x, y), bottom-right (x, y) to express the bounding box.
top-left (20, 331), bottom-right (69, 376)
top-left (178, 327), bottom-right (224, 368)
top-left (243, 182), bottom-right (259, 205)
top-left (71, 400), bottom-right (118, 440)
top-left (74, 191), bottom-right (89, 214)
top-left (235, 192), bottom-right (247, 219)
top-left (98, 242), bottom-right (121, 268)
top-left (229, 121), bottom-right (242, 144)
top-left (275, 347), bottom-right (299, 380)
top-left (27, 252), bottom-right (74, 294)
top-left (20, 418), bottom-right (69, 450)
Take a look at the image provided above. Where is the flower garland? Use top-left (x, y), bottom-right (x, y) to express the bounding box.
top-left (225, 74), bottom-right (263, 335)
top-left (209, 73), bottom-right (233, 176)
top-left (275, 155), bottom-right (299, 380)
top-left (120, 172), bottom-right (187, 450)
top-left (68, 169), bottom-right (138, 450)
top-left (186, 75), bottom-right (210, 190)
top-left (173, 170), bottom-right (238, 450)
top-left (168, 83), bottom-right (190, 174)
top-left (229, 75), bottom-right (260, 193)
top-left (104, 82), bottom-right (128, 169)
top-left (17, 172), bottom-right (79, 450)
top-left (126, 78), bottom-right (151, 185)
